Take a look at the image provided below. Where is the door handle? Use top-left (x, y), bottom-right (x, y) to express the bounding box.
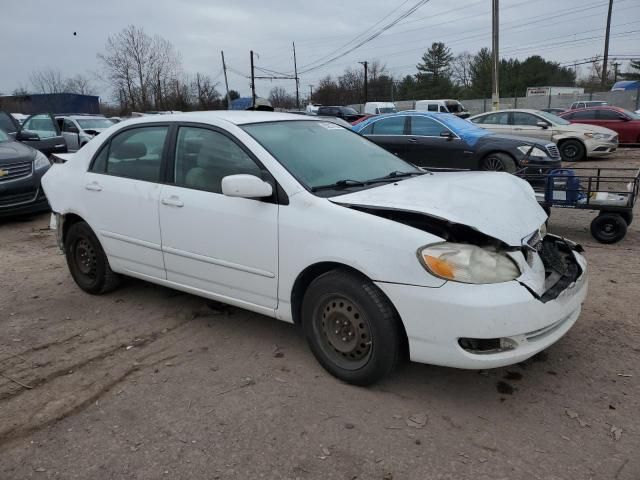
top-left (85, 182), bottom-right (102, 191)
top-left (408, 138), bottom-right (418, 143)
top-left (161, 196), bottom-right (184, 207)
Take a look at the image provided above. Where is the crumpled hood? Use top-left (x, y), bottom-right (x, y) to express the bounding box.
top-left (330, 172), bottom-right (547, 246)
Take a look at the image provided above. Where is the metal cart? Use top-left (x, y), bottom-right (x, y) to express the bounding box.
top-left (516, 167), bottom-right (640, 244)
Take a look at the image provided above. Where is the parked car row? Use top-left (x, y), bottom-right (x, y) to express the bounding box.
top-left (40, 111), bottom-right (588, 385)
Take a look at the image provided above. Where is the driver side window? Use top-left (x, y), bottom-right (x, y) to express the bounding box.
top-left (174, 127), bottom-right (262, 194)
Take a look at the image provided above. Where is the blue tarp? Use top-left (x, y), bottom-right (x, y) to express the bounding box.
top-left (352, 111), bottom-right (491, 146)
top-left (611, 80), bottom-right (640, 91)
top-left (230, 97), bottom-right (254, 110)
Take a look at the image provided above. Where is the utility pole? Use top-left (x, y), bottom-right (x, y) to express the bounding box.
top-left (601, 0), bottom-right (614, 88)
top-left (293, 42), bottom-right (300, 110)
top-left (491, 0), bottom-right (500, 111)
top-left (221, 51), bottom-right (231, 109)
top-left (250, 50), bottom-right (256, 108)
top-left (359, 61), bottom-right (368, 103)
top-left (612, 61), bottom-right (620, 82)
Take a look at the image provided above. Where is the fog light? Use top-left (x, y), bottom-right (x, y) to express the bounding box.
top-left (459, 337), bottom-right (518, 354)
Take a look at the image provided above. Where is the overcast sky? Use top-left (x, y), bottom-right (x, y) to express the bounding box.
top-left (1, 0), bottom-right (639, 102)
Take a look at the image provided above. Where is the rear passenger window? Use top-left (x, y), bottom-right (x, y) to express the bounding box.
top-left (174, 127), bottom-right (261, 194)
top-left (597, 110), bottom-right (624, 120)
top-left (427, 104), bottom-right (438, 112)
top-left (571, 110), bottom-right (597, 120)
top-left (103, 126), bottom-right (168, 182)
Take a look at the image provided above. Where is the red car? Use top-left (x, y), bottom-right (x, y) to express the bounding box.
top-left (559, 106), bottom-right (640, 144)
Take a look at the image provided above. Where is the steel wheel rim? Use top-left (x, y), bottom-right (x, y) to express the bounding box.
top-left (563, 145), bottom-right (578, 159)
top-left (313, 295), bottom-right (372, 370)
top-left (599, 220), bottom-right (618, 240)
top-left (483, 156), bottom-right (505, 171)
top-left (74, 237), bottom-right (97, 278)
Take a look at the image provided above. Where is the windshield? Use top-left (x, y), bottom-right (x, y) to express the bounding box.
top-left (620, 108), bottom-right (640, 120)
top-left (242, 121), bottom-right (420, 195)
top-left (77, 118), bottom-right (114, 129)
top-left (0, 128), bottom-right (9, 142)
top-left (378, 107), bottom-right (396, 113)
top-left (445, 101), bottom-right (465, 113)
top-left (537, 110), bottom-right (570, 125)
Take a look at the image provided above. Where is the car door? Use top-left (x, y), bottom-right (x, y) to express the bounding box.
top-left (596, 109), bottom-right (632, 142)
top-left (511, 112), bottom-right (553, 141)
top-left (61, 118), bottom-right (80, 151)
top-left (82, 124), bottom-right (170, 279)
top-left (17, 113), bottom-right (67, 155)
top-left (471, 112), bottom-right (512, 136)
top-left (158, 125), bottom-right (278, 309)
top-left (0, 111), bottom-right (20, 138)
top-left (403, 115), bottom-right (467, 169)
top-left (361, 116), bottom-right (409, 160)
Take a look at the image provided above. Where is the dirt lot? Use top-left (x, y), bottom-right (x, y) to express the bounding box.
top-left (1, 150), bottom-right (639, 480)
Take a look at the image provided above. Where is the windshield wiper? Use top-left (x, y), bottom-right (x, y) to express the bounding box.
top-left (366, 170), bottom-right (425, 184)
top-left (311, 179), bottom-right (366, 192)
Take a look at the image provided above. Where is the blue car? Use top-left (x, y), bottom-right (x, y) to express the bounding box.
top-left (352, 111), bottom-right (561, 173)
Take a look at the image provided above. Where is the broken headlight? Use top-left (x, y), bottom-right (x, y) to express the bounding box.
top-left (419, 243), bottom-right (521, 284)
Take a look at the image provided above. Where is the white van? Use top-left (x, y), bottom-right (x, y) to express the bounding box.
top-left (414, 99), bottom-right (470, 118)
top-left (306, 104), bottom-right (321, 115)
top-left (364, 102), bottom-right (397, 115)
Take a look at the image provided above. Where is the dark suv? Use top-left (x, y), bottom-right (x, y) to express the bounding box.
top-left (316, 106), bottom-right (363, 123)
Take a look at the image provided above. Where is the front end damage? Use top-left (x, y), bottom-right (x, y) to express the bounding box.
top-left (344, 205), bottom-right (588, 368)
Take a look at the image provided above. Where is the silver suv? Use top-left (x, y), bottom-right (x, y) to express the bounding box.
top-left (55, 115), bottom-right (116, 152)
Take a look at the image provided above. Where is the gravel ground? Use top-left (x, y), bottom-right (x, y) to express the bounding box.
top-left (0, 150), bottom-right (638, 480)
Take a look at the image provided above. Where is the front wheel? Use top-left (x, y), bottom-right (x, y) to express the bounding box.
top-left (482, 153), bottom-right (516, 173)
top-left (64, 221), bottom-right (121, 294)
top-left (301, 270), bottom-right (402, 386)
top-left (559, 139), bottom-right (586, 162)
top-left (590, 213), bottom-right (627, 244)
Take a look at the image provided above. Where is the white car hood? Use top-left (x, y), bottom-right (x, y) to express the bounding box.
top-left (330, 172), bottom-right (547, 247)
top-left (557, 122), bottom-right (617, 136)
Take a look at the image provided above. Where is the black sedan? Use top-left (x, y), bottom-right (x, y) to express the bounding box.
top-left (317, 106), bottom-right (364, 123)
top-left (0, 128), bottom-right (51, 217)
top-left (352, 111), bottom-right (561, 173)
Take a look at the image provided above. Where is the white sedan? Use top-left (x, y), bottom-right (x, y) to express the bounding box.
top-left (42, 112), bottom-right (588, 385)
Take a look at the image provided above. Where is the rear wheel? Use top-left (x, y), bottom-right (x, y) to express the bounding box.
top-left (301, 270), bottom-right (402, 385)
top-left (482, 153), bottom-right (516, 173)
top-left (590, 213), bottom-right (627, 244)
top-left (64, 221), bottom-right (120, 294)
top-left (559, 139), bottom-right (586, 162)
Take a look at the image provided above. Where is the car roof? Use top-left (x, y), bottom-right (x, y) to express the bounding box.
top-left (473, 109), bottom-right (543, 115)
top-left (111, 110), bottom-right (322, 127)
top-left (561, 106), bottom-right (621, 113)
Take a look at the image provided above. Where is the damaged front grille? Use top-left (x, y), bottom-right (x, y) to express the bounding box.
top-left (537, 237), bottom-right (582, 302)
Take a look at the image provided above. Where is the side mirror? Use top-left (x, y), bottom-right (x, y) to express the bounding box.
top-left (537, 121), bottom-right (549, 129)
top-left (16, 130), bottom-right (40, 141)
top-left (440, 130), bottom-right (454, 140)
top-left (221, 174), bottom-right (273, 199)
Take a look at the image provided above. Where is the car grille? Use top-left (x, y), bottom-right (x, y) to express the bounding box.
top-left (545, 144), bottom-right (560, 159)
top-left (0, 160), bottom-right (33, 182)
top-left (0, 190), bottom-right (37, 207)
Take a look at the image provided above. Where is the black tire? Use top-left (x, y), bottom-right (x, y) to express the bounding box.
top-left (620, 211), bottom-right (633, 226)
top-left (559, 139), bottom-right (586, 162)
top-left (482, 152), bottom-right (516, 173)
top-left (590, 213), bottom-right (627, 244)
top-left (64, 221), bottom-right (120, 294)
top-left (301, 269), bottom-right (402, 386)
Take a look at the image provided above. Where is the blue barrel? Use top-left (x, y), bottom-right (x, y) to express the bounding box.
top-left (545, 169), bottom-right (583, 204)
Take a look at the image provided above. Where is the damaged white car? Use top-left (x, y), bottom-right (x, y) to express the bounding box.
top-left (42, 112), bottom-right (588, 385)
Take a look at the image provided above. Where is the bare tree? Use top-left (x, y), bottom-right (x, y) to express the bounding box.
top-left (98, 25), bottom-right (181, 111)
top-left (451, 52), bottom-right (473, 89)
top-left (191, 73), bottom-right (220, 110)
top-left (268, 86), bottom-right (295, 109)
top-left (65, 74), bottom-right (95, 95)
top-left (30, 68), bottom-right (67, 94)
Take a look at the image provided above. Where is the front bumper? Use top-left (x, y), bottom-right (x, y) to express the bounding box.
top-left (376, 241), bottom-right (587, 369)
top-left (587, 140), bottom-right (617, 157)
top-left (0, 165), bottom-right (51, 218)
